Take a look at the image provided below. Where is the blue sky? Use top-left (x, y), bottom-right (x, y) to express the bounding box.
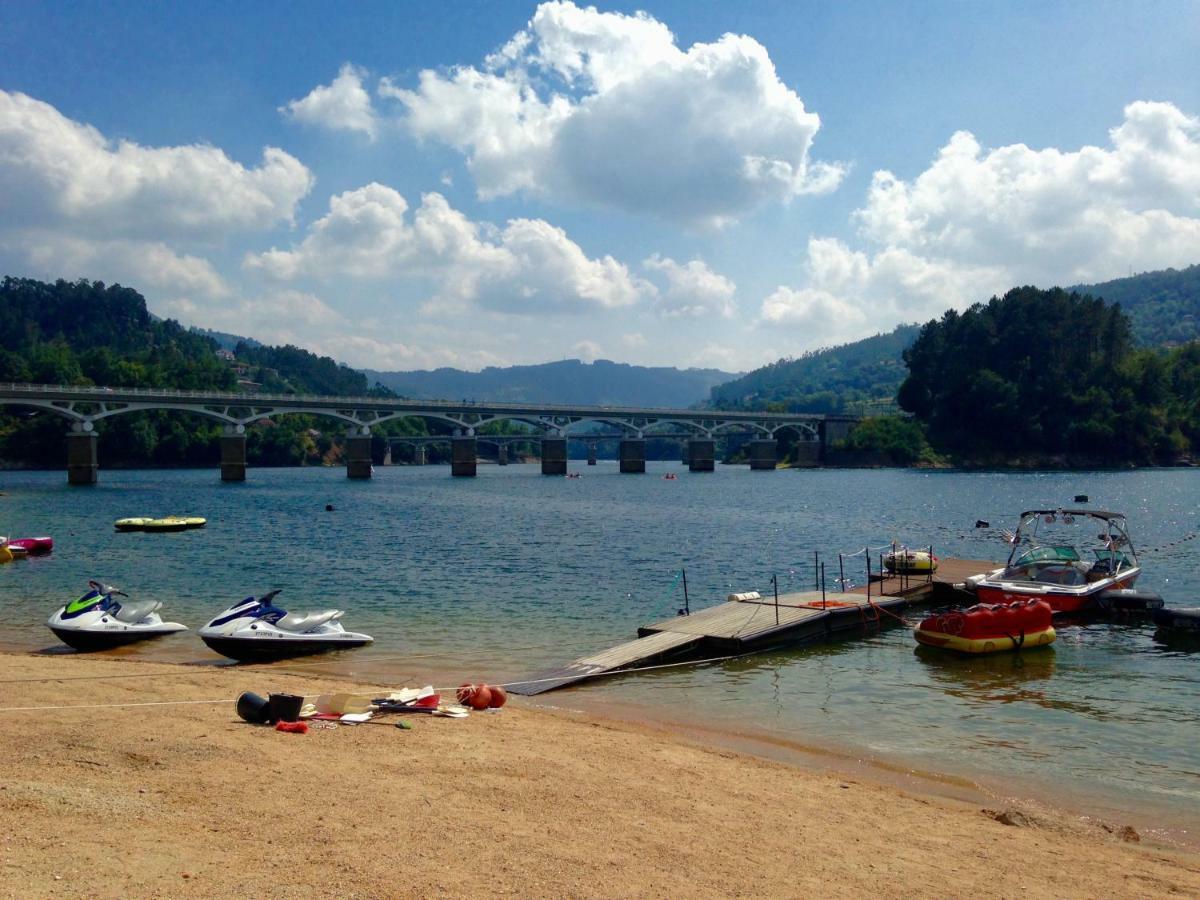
top-left (2, 1), bottom-right (1198, 372)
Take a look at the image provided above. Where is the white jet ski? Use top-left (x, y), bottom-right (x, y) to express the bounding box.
top-left (198, 590), bottom-right (374, 662)
top-left (47, 581), bottom-right (187, 651)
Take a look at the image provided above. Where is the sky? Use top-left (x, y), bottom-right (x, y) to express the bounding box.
top-left (1, 1), bottom-right (1199, 373)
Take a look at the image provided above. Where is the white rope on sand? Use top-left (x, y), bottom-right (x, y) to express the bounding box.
top-left (0, 698), bottom-right (231, 713)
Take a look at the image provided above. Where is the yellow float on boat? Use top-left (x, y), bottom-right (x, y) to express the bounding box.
top-left (180, 517), bottom-right (207, 529)
top-left (0, 545), bottom-right (12, 564)
top-left (884, 549), bottom-right (938, 573)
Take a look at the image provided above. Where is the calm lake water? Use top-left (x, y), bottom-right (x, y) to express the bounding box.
top-left (2, 464), bottom-right (1198, 840)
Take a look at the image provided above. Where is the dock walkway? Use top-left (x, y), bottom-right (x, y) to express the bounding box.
top-left (510, 557), bottom-right (998, 696)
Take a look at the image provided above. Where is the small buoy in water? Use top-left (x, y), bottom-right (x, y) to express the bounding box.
top-left (488, 685), bottom-right (507, 708)
top-left (325, 504), bottom-right (335, 512)
top-left (975, 520), bottom-right (990, 528)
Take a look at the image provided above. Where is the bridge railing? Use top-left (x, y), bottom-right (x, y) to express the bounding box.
top-left (0, 382), bottom-right (849, 422)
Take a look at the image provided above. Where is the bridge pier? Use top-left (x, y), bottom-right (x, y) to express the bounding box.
top-left (541, 437), bottom-right (567, 475)
top-left (382, 443), bottom-right (393, 466)
top-left (619, 439), bottom-right (646, 473)
top-left (67, 429), bottom-right (98, 485)
top-left (749, 439), bottom-right (778, 470)
top-left (346, 432), bottom-right (373, 479)
top-left (587, 443), bottom-right (597, 465)
top-left (452, 437), bottom-right (477, 477)
top-left (220, 431), bottom-right (247, 481)
top-left (688, 439), bottom-right (716, 472)
top-left (415, 446), bottom-right (427, 465)
top-left (498, 444), bottom-right (508, 465)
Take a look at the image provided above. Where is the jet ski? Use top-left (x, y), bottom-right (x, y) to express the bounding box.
top-left (47, 581), bottom-right (188, 651)
top-left (198, 590), bottom-right (374, 662)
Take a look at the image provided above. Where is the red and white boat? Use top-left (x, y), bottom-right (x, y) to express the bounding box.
top-left (964, 509), bottom-right (1140, 615)
top-left (6, 536), bottom-right (53, 555)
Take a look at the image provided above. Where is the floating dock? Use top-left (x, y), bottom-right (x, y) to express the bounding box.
top-left (510, 557), bottom-right (997, 696)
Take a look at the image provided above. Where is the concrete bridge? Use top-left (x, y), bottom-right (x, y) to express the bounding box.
top-left (0, 383), bottom-right (858, 484)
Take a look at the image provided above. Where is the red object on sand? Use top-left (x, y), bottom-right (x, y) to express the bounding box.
top-left (487, 686), bottom-right (507, 708)
top-left (275, 720), bottom-right (308, 734)
top-left (457, 683), bottom-right (493, 709)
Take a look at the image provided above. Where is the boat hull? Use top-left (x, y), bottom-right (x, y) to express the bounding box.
top-left (974, 574), bottom-right (1137, 614)
top-left (49, 626), bottom-right (183, 652)
top-left (200, 635), bottom-right (373, 662)
top-left (1152, 608), bottom-right (1200, 634)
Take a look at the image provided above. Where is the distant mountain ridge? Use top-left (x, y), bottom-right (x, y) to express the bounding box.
top-left (707, 325), bottom-right (918, 414)
top-left (1072, 264), bottom-right (1200, 346)
top-left (367, 358), bottom-right (738, 408)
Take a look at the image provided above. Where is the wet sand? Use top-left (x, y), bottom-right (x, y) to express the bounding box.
top-left (1, 651), bottom-right (1198, 898)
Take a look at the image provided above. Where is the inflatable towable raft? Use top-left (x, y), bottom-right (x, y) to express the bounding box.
top-left (115, 517), bottom-right (206, 532)
top-left (885, 549), bottom-right (938, 573)
top-left (915, 599), bottom-right (1055, 654)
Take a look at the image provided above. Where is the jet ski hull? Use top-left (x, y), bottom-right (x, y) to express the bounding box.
top-left (200, 634), bottom-right (373, 662)
top-left (49, 625), bottom-right (185, 652)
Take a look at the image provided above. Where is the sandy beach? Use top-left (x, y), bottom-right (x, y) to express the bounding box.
top-left (0, 652), bottom-right (1197, 898)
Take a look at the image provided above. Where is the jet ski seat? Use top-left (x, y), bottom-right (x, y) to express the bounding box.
top-left (112, 600), bottom-right (162, 624)
top-left (277, 610), bottom-right (343, 632)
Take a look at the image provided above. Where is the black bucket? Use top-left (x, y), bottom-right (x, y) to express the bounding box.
top-left (236, 691), bottom-right (271, 724)
top-left (268, 692), bottom-right (304, 723)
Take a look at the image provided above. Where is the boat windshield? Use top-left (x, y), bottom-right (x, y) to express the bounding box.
top-left (1012, 545), bottom-right (1080, 566)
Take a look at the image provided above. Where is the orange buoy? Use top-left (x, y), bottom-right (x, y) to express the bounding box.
top-left (457, 683), bottom-right (493, 710)
top-left (487, 685), bottom-right (507, 708)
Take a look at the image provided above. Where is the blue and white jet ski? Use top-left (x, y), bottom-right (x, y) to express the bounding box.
top-left (198, 590), bottom-right (374, 662)
top-left (47, 580), bottom-right (187, 651)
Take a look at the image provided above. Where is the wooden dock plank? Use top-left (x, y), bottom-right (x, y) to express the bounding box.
top-left (507, 630), bottom-right (703, 695)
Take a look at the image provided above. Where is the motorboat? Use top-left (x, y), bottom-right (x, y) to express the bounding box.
top-left (198, 590), bottom-right (374, 662)
top-left (964, 508), bottom-right (1140, 614)
top-left (915, 599), bottom-right (1055, 654)
top-left (47, 581), bottom-right (188, 651)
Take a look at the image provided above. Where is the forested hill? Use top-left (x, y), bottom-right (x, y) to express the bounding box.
top-left (0, 277), bottom-right (377, 397)
top-left (1072, 264), bottom-right (1200, 346)
top-left (367, 358), bottom-right (736, 407)
top-left (707, 325), bottom-right (918, 414)
top-left (0, 277), bottom-right (401, 469)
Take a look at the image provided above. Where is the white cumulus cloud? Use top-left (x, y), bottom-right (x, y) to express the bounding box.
top-left (0, 89), bottom-right (313, 239)
top-left (643, 254), bottom-right (736, 318)
top-left (281, 63), bottom-right (378, 139)
top-left (378, 1), bottom-right (840, 226)
top-left (760, 101), bottom-right (1200, 345)
top-left (245, 182), bottom-right (654, 315)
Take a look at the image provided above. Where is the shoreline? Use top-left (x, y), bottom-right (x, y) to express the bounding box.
top-left (2, 651), bottom-right (1198, 897)
top-left (5, 639), bottom-right (1198, 855)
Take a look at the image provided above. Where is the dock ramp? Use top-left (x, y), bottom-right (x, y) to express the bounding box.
top-left (508, 629), bottom-right (702, 695)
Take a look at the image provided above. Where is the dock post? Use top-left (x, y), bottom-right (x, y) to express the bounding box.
top-left (749, 439), bottom-right (777, 470)
top-left (67, 427), bottom-right (98, 485)
top-left (688, 439), bottom-right (715, 472)
top-left (346, 429), bottom-right (373, 479)
top-left (220, 427), bottom-right (247, 482)
top-left (498, 444), bottom-right (508, 466)
top-left (619, 438), bottom-right (646, 473)
top-left (541, 436), bottom-right (567, 475)
top-left (451, 435), bottom-right (477, 477)
top-left (587, 443), bottom-right (597, 466)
